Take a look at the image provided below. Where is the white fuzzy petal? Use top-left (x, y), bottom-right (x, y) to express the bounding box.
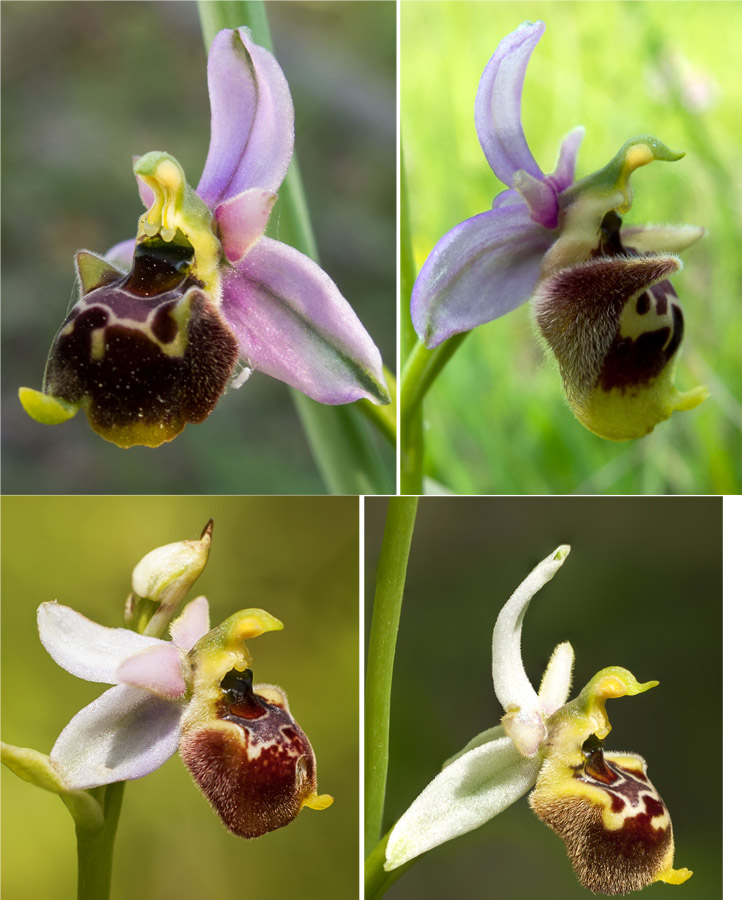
top-left (169, 596), bottom-right (210, 652)
top-left (538, 641), bottom-right (574, 714)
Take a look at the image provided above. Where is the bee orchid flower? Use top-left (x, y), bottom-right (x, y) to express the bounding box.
top-left (384, 546), bottom-right (691, 895)
top-left (411, 21), bottom-right (707, 441)
top-left (31, 524), bottom-right (332, 839)
top-left (19, 28), bottom-right (389, 448)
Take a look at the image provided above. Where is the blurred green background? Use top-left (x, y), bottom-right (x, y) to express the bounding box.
top-left (2, 495), bottom-right (358, 899)
top-left (366, 496), bottom-right (722, 898)
top-left (2, 0), bottom-right (395, 494)
top-left (402, 1), bottom-right (742, 494)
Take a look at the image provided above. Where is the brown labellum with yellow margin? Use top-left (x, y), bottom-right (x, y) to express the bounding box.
top-left (42, 236), bottom-right (238, 448)
top-left (530, 736), bottom-right (681, 895)
top-left (180, 667), bottom-right (333, 839)
top-left (534, 211), bottom-right (706, 441)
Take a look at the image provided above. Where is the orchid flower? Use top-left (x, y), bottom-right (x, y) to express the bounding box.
top-left (10, 523), bottom-right (331, 839)
top-left (411, 21), bottom-right (707, 441)
top-left (19, 28), bottom-right (389, 448)
top-left (384, 546), bottom-right (692, 895)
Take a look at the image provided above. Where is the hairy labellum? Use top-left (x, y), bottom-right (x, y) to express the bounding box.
top-left (531, 744), bottom-right (680, 895)
top-left (43, 239), bottom-right (238, 448)
top-left (534, 213), bottom-right (704, 441)
top-left (180, 667), bottom-right (331, 839)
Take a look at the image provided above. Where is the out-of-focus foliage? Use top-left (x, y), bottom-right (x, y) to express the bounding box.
top-left (365, 495), bottom-right (722, 898)
top-left (402, 1), bottom-right (741, 494)
top-left (2, 495), bottom-right (358, 900)
top-left (2, 1), bottom-right (395, 494)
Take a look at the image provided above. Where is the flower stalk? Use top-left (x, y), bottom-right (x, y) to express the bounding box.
top-left (75, 783), bottom-right (125, 900)
top-left (365, 497), bottom-right (419, 855)
top-left (400, 143), bottom-right (468, 493)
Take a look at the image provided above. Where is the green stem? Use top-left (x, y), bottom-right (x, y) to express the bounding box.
top-left (399, 334), bottom-right (468, 494)
top-left (75, 783), bottom-right (125, 900)
top-left (365, 830), bottom-right (414, 900)
top-left (197, 0), bottom-right (270, 48)
top-left (400, 405), bottom-right (423, 495)
top-left (400, 143), bottom-right (418, 363)
top-left (365, 497), bottom-right (419, 855)
top-left (293, 397), bottom-right (389, 494)
top-left (401, 334), bottom-right (469, 423)
top-left (197, 0), bottom-right (394, 493)
top-left (357, 367), bottom-right (397, 448)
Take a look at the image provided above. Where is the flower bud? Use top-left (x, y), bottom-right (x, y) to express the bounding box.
top-left (131, 521), bottom-right (213, 637)
top-left (180, 667), bottom-right (332, 838)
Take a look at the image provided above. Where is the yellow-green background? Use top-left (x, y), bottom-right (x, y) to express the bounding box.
top-left (402, 1), bottom-right (742, 494)
top-left (366, 496), bottom-right (722, 899)
top-left (1, 0), bottom-right (395, 494)
top-left (2, 496), bottom-right (358, 899)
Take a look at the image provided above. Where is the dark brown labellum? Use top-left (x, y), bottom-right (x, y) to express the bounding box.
top-left (180, 668), bottom-right (322, 839)
top-left (535, 211), bottom-right (688, 412)
top-left (530, 747), bottom-right (675, 895)
top-left (43, 240), bottom-right (238, 447)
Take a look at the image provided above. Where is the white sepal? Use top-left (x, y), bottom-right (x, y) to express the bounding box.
top-left (443, 724), bottom-right (506, 768)
top-left (37, 602), bottom-right (164, 684)
top-left (491, 545), bottom-right (570, 753)
top-left (50, 684), bottom-right (182, 789)
top-left (384, 736), bottom-right (541, 871)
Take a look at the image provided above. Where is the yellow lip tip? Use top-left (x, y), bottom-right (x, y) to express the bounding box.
top-left (18, 387), bottom-right (79, 425)
top-left (655, 867), bottom-right (693, 885)
top-left (303, 792), bottom-right (334, 811)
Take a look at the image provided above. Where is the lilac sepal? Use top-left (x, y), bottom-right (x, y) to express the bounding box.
top-left (411, 204), bottom-right (553, 348)
top-left (50, 684), bottom-right (182, 789)
top-left (169, 596), bottom-right (210, 653)
top-left (221, 237), bottom-right (389, 404)
top-left (37, 602), bottom-right (166, 685)
top-left (197, 29), bottom-right (294, 208)
top-left (215, 188), bottom-right (278, 263)
top-left (475, 21), bottom-right (546, 187)
top-left (116, 644), bottom-right (186, 699)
